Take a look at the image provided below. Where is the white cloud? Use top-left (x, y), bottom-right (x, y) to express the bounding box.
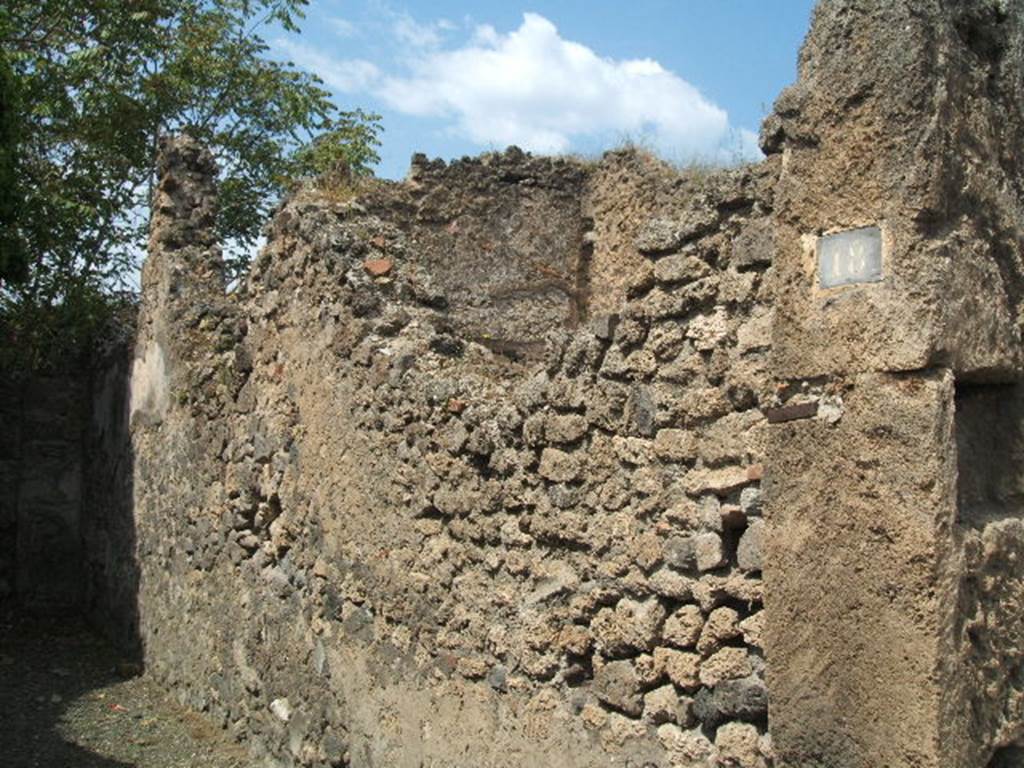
top-left (275, 38), bottom-right (380, 93)
top-left (289, 12), bottom-right (760, 162)
top-left (328, 17), bottom-right (358, 38)
top-left (376, 14), bottom-right (743, 158)
top-left (392, 13), bottom-right (455, 49)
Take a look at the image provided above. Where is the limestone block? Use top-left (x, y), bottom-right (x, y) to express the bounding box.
top-left (653, 254), bottom-right (712, 284)
top-left (695, 532), bottom-right (727, 572)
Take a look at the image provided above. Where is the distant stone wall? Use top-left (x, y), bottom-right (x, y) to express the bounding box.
top-left (0, 375), bottom-right (87, 611)
top-left (0, 350), bottom-right (138, 653)
top-left (0, 376), bottom-right (21, 603)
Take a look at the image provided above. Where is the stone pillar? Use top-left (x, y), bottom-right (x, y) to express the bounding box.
top-left (763, 1), bottom-right (1024, 766)
top-left (131, 134), bottom-right (225, 426)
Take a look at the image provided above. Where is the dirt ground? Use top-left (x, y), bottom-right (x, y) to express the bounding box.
top-left (0, 607), bottom-right (248, 768)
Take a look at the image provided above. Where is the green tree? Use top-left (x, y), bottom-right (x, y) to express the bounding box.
top-left (0, 0), bottom-right (381, 369)
top-left (0, 49), bottom-right (27, 284)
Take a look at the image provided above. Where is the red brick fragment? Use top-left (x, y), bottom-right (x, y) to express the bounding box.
top-left (363, 258), bottom-right (392, 277)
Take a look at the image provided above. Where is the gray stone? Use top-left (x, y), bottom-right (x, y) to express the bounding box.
top-left (731, 217), bottom-right (774, 268)
top-left (653, 254), bottom-right (712, 284)
top-left (635, 208), bottom-right (717, 255)
top-left (692, 675), bottom-right (768, 728)
top-left (663, 536), bottom-right (696, 570)
top-left (737, 519), bottom-right (765, 573)
top-left (695, 532), bottom-right (727, 572)
top-left (626, 385), bottom-right (657, 437)
top-left (698, 495), bottom-right (722, 532)
top-left (739, 486), bottom-right (762, 516)
top-left (593, 660), bottom-right (643, 717)
top-left (487, 665), bottom-right (508, 691)
top-left (590, 314), bottom-right (619, 341)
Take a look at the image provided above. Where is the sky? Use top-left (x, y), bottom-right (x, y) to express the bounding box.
top-left (274, 1), bottom-right (818, 180)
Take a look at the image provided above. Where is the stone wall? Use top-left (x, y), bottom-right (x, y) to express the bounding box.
top-left (127, 133), bottom-right (780, 767)
top-left (5, 2), bottom-right (1020, 767)
top-left (0, 350), bottom-right (138, 654)
top-left (0, 375), bottom-right (21, 603)
top-left (81, 346), bottom-right (140, 653)
top-left (763, 1), bottom-right (1024, 767)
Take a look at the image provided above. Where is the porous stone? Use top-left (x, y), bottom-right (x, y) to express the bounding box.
top-left (648, 568), bottom-right (694, 600)
top-left (643, 684), bottom-right (685, 725)
top-left (687, 308), bottom-right (730, 352)
top-left (697, 607), bottom-right (742, 656)
top-left (538, 447), bottom-right (581, 483)
top-left (663, 605), bottom-right (705, 649)
top-left (653, 648), bottom-right (701, 692)
top-left (592, 598), bottom-right (667, 657)
top-left (545, 414), bottom-right (588, 444)
top-left (699, 647), bottom-right (752, 688)
top-left (656, 723), bottom-right (715, 765)
top-left (715, 722), bottom-right (766, 768)
top-left (739, 611), bottom-right (764, 649)
top-left (653, 429), bottom-right (697, 462)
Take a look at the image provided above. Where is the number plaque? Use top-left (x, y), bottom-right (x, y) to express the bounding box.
top-left (817, 226), bottom-right (882, 288)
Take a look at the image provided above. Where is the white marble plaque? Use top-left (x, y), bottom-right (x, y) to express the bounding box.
top-left (818, 226), bottom-right (882, 288)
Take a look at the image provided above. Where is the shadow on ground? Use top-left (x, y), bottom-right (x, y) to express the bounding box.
top-left (1, 608), bottom-right (134, 768)
top-left (0, 607), bottom-right (246, 768)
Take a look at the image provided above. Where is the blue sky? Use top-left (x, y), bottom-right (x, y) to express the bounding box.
top-left (275, 1), bottom-right (817, 179)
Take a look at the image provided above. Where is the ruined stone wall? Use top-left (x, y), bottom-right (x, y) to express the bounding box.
top-left (125, 134), bottom-right (780, 768)
top-left (92, 3), bottom-right (1024, 767)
